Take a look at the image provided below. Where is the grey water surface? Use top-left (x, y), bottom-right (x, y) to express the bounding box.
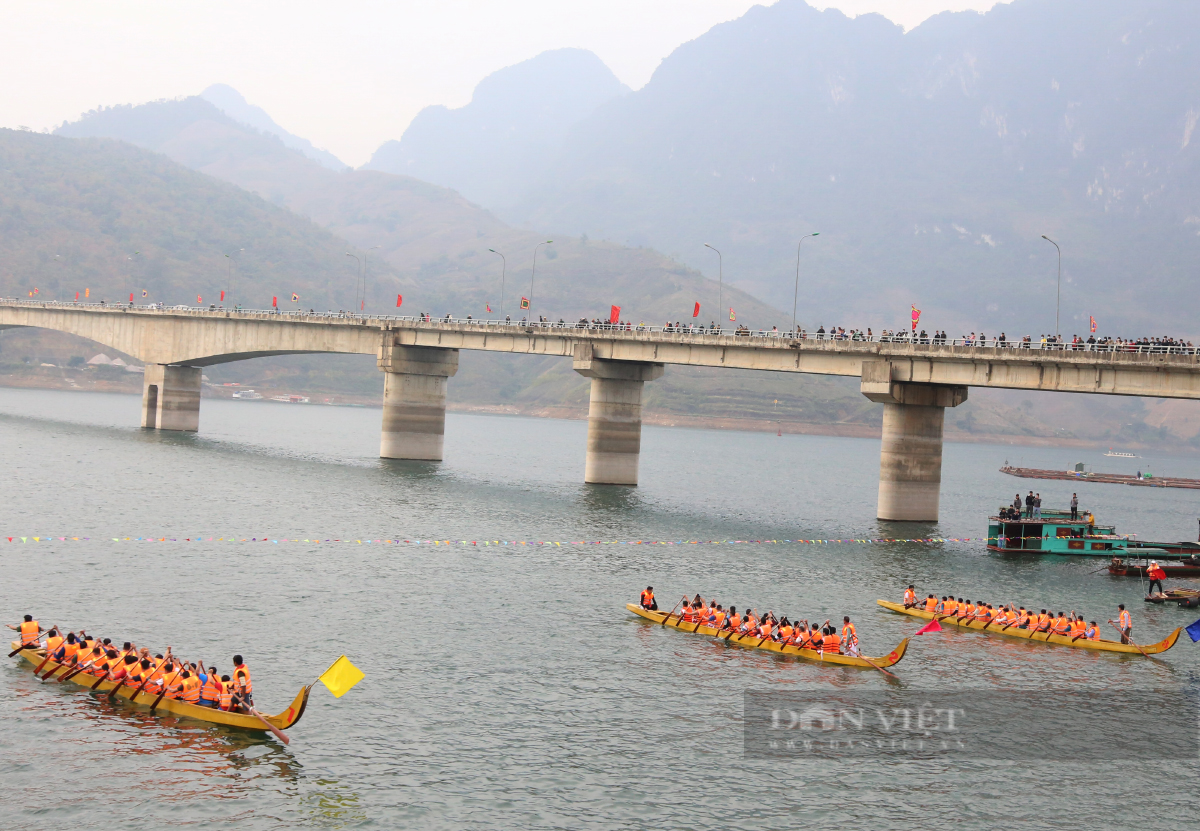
top-left (1, 388), bottom-right (1198, 830)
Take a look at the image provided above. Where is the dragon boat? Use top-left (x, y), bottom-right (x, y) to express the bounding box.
top-left (876, 601), bottom-right (1181, 655)
top-left (626, 604), bottom-right (910, 669)
top-left (11, 641), bottom-right (311, 733)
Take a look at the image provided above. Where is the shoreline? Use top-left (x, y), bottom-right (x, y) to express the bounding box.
top-left (1, 374), bottom-right (1195, 454)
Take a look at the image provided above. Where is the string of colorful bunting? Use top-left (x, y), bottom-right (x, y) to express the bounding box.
top-left (1, 535), bottom-right (1096, 545)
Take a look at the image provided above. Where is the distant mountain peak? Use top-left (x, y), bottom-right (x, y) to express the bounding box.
top-left (363, 48), bottom-right (628, 208)
top-left (200, 83), bottom-right (346, 171)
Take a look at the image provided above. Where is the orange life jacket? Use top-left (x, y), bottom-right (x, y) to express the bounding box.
top-left (1086, 627), bottom-right (1099, 640)
top-left (19, 620), bottom-right (39, 645)
top-left (640, 590), bottom-right (654, 606)
top-left (824, 633), bottom-right (841, 653)
top-left (842, 623), bottom-right (857, 644)
top-left (681, 605), bottom-right (696, 623)
top-left (1069, 619), bottom-right (1086, 637)
top-left (1036, 614), bottom-right (1051, 631)
top-left (904, 589), bottom-right (916, 605)
top-left (944, 599), bottom-right (957, 615)
top-left (712, 611), bottom-right (726, 627)
top-left (60, 641), bottom-right (79, 662)
top-left (1119, 610), bottom-right (1131, 629)
top-left (202, 673), bottom-right (223, 701)
top-left (729, 614), bottom-right (742, 629)
top-left (181, 675), bottom-right (202, 703)
top-left (962, 603), bottom-right (976, 618)
top-left (45, 634), bottom-right (63, 653)
top-left (219, 685), bottom-right (233, 710)
top-left (759, 623), bottom-right (772, 639)
top-left (809, 631), bottom-right (823, 650)
top-left (779, 625), bottom-right (794, 641)
top-left (233, 665), bottom-right (252, 694)
top-left (924, 597), bottom-right (937, 612)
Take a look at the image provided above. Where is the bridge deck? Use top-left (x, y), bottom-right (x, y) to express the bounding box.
top-left (2, 300), bottom-right (1199, 399)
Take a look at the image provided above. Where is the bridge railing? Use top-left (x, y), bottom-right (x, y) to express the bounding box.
top-left (1, 297), bottom-right (1196, 356)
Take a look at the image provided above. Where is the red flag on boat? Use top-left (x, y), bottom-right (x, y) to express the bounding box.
top-left (609, 305), bottom-right (620, 324)
top-left (915, 618), bottom-right (942, 635)
top-left (692, 302), bottom-right (700, 318)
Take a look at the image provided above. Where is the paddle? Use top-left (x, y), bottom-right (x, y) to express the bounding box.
top-left (7, 643), bottom-right (40, 658)
top-left (231, 692), bottom-right (290, 745)
top-left (58, 656), bottom-right (98, 684)
top-left (128, 655), bottom-right (170, 703)
top-left (150, 661), bottom-right (187, 713)
top-left (1108, 620), bottom-right (1151, 658)
top-left (855, 651), bottom-right (899, 679)
top-left (658, 599), bottom-right (683, 627)
top-left (31, 633), bottom-right (62, 676)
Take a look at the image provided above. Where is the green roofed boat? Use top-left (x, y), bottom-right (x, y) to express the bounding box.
top-left (987, 506), bottom-right (1200, 559)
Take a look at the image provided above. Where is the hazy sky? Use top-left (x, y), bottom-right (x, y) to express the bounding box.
top-left (1, 1), bottom-right (1001, 166)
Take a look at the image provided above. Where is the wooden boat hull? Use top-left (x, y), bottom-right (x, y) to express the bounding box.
top-left (625, 604), bottom-right (909, 668)
top-left (1110, 564), bottom-right (1200, 577)
top-left (11, 642), bottom-right (310, 732)
top-left (875, 601), bottom-right (1181, 655)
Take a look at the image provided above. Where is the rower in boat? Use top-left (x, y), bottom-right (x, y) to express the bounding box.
top-left (1116, 605), bottom-right (1132, 643)
top-left (640, 587), bottom-right (657, 611)
top-left (903, 586), bottom-right (917, 608)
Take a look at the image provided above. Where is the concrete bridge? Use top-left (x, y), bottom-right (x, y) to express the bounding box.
top-left (4, 299), bottom-right (1200, 522)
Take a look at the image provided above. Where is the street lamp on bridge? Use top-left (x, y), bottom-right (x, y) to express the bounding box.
top-left (704, 242), bottom-right (723, 324)
top-left (528, 240), bottom-right (552, 317)
top-left (1041, 235), bottom-right (1062, 339)
top-left (793, 232), bottom-right (819, 334)
top-left (488, 248), bottom-right (507, 317)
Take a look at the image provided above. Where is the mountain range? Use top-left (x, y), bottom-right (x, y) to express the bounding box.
top-left (367, 0), bottom-right (1200, 340)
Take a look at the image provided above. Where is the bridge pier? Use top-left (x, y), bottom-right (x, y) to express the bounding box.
top-left (574, 346), bottom-right (664, 485)
top-left (377, 344), bottom-right (459, 461)
top-left (862, 361), bottom-right (967, 521)
top-left (141, 364), bottom-right (202, 431)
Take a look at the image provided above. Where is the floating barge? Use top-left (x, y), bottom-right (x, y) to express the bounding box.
top-left (1000, 465), bottom-right (1200, 490)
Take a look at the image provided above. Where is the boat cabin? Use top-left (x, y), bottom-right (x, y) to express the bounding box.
top-left (987, 508), bottom-right (1126, 555)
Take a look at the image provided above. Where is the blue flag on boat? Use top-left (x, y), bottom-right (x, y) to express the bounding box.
top-left (1186, 618), bottom-right (1200, 643)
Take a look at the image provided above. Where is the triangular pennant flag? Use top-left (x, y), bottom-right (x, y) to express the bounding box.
top-left (318, 655), bottom-right (365, 698)
top-left (1186, 617), bottom-right (1200, 643)
top-left (915, 618), bottom-right (943, 635)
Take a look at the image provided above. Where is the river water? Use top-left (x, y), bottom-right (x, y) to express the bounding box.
top-left (1, 388), bottom-right (1198, 830)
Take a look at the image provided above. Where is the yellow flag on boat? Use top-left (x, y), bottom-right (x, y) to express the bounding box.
top-left (318, 655), bottom-right (364, 698)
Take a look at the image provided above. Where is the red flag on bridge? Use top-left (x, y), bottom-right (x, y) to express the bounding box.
top-left (272, 296), bottom-right (277, 308)
top-left (692, 302), bottom-right (700, 318)
top-left (520, 297), bottom-right (530, 310)
top-left (129, 293), bottom-right (134, 302)
top-left (396, 294), bottom-right (403, 307)
top-left (75, 292), bottom-right (79, 301)
top-left (1090, 315), bottom-right (1097, 333)
top-left (729, 308), bottom-right (736, 321)
top-left (609, 305), bottom-right (620, 324)
top-left (915, 618), bottom-right (942, 635)
top-left (220, 290), bottom-right (225, 301)
top-left (911, 305), bottom-right (921, 331)
top-left (197, 295), bottom-right (202, 304)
